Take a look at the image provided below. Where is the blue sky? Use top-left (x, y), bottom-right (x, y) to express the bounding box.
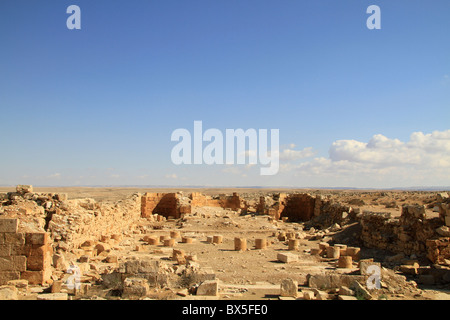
top-left (0, 0), bottom-right (449, 188)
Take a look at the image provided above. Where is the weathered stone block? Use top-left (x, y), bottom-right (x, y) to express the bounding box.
top-left (303, 290), bottom-right (315, 300)
top-left (172, 249), bottom-right (185, 261)
top-left (25, 233), bottom-right (50, 246)
top-left (7, 279), bottom-right (28, 290)
top-left (0, 219), bottom-right (18, 233)
top-left (307, 274), bottom-right (365, 289)
top-left (16, 185), bottom-right (33, 194)
top-left (20, 270), bottom-right (51, 285)
top-left (0, 245), bottom-right (10, 257)
top-left (0, 285), bottom-right (18, 300)
top-left (124, 259), bottom-right (160, 274)
top-left (0, 256), bottom-right (27, 272)
top-left (437, 193), bottom-right (449, 202)
top-left (400, 265), bottom-right (418, 275)
top-left (280, 278), bottom-right (298, 297)
top-left (94, 242), bottom-right (110, 255)
top-left (359, 259), bottom-right (380, 276)
top-left (4, 233), bottom-right (25, 246)
top-left (197, 280), bottom-right (219, 296)
top-left (339, 286), bottom-right (354, 296)
top-left (0, 271), bottom-right (20, 286)
top-left (123, 278), bottom-right (150, 298)
top-left (350, 281), bottom-right (373, 300)
top-left (277, 253), bottom-right (298, 263)
top-left (26, 254), bottom-right (50, 272)
top-left (444, 216), bottom-right (450, 227)
top-left (36, 293), bottom-right (68, 300)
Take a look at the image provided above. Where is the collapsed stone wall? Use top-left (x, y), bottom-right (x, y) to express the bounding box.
top-left (257, 193), bottom-right (354, 227)
top-left (309, 198), bottom-right (356, 229)
top-left (427, 238), bottom-right (450, 265)
top-left (0, 185), bottom-right (143, 253)
top-left (256, 193), bottom-right (286, 220)
top-left (49, 193), bottom-right (143, 251)
top-left (360, 205), bottom-right (443, 259)
top-left (437, 192), bottom-right (450, 226)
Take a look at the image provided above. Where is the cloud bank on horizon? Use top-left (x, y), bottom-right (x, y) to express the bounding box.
top-left (275, 129), bottom-right (450, 188)
top-left (5, 129), bottom-right (450, 189)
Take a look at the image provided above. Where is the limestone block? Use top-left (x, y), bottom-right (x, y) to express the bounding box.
top-left (197, 280), bottom-right (219, 296)
top-left (277, 253), bottom-right (298, 263)
top-left (280, 278), bottom-right (298, 297)
top-left (0, 220), bottom-right (18, 233)
top-left (37, 293), bottom-right (68, 300)
top-left (0, 285), bottom-right (18, 300)
top-left (0, 256), bottom-right (27, 272)
top-left (123, 278), bottom-right (149, 298)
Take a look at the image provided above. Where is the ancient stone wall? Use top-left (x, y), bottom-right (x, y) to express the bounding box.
top-left (49, 193), bottom-right (143, 251)
top-left (426, 238), bottom-right (450, 265)
top-left (1, 185), bottom-right (143, 253)
top-left (141, 193), bottom-right (179, 218)
top-left (141, 193), bottom-right (191, 219)
top-left (360, 205), bottom-right (442, 258)
top-left (0, 218), bottom-right (52, 285)
top-left (141, 192), bottom-right (242, 219)
top-left (258, 193), bottom-right (346, 224)
top-left (190, 192), bottom-right (242, 211)
top-left (280, 194), bottom-right (316, 222)
top-left (437, 192), bottom-right (450, 226)
top-left (309, 200), bottom-right (354, 228)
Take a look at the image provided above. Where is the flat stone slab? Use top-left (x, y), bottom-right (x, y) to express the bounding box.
top-left (37, 293), bottom-right (69, 300)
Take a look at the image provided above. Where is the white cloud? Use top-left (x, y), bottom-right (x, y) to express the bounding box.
top-left (329, 130), bottom-right (450, 168)
top-left (286, 130), bottom-right (450, 187)
top-left (165, 173), bottom-right (178, 179)
top-left (279, 146), bottom-right (316, 161)
top-left (48, 173), bottom-right (61, 179)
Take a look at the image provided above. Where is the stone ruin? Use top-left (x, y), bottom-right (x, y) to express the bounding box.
top-left (0, 185), bottom-right (449, 300)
